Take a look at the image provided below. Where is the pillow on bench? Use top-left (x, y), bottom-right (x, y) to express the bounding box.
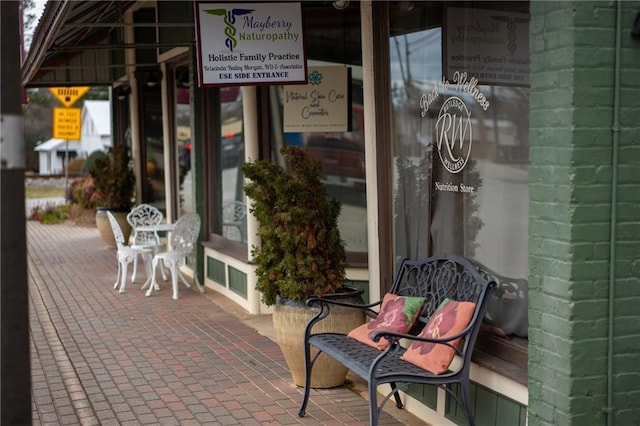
top-left (347, 293), bottom-right (426, 350)
top-left (401, 300), bottom-right (476, 374)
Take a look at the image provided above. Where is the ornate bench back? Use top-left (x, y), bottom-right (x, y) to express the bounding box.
top-left (389, 254), bottom-right (495, 356)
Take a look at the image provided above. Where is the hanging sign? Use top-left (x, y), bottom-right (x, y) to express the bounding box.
top-left (195, 2), bottom-right (307, 87)
top-left (53, 107), bottom-right (82, 140)
top-left (49, 86), bottom-right (90, 107)
top-left (283, 66), bottom-right (351, 133)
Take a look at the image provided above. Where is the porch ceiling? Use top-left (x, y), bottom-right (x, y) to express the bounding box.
top-left (23, 1), bottom-right (363, 89)
top-left (21, 0), bottom-right (191, 88)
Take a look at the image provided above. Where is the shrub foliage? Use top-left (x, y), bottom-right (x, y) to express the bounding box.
top-left (242, 146), bottom-right (346, 306)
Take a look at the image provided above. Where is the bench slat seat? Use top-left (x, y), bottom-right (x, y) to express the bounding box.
top-left (309, 333), bottom-right (449, 380)
top-left (298, 254), bottom-right (496, 426)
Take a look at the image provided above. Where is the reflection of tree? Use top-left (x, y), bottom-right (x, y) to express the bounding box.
top-left (394, 151), bottom-right (484, 262)
top-left (393, 153), bottom-right (432, 262)
top-left (430, 157), bottom-right (483, 257)
top-left (479, 86), bottom-right (529, 163)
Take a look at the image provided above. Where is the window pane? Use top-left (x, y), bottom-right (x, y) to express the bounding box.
top-left (142, 86), bottom-right (166, 210)
top-left (220, 87), bottom-right (246, 244)
top-left (176, 83), bottom-right (193, 215)
top-left (264, 2), bottom-right (367, 254)
top-left (269, 80), bottom-right (368, 253)
top-left (390, 2), bottom-right (529, 337)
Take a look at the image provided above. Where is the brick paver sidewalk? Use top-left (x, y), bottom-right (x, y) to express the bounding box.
top-left (28, 222), bottom-right (420, 425)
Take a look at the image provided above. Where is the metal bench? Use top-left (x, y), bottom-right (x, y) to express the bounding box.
top-left (298, 254), bottom-right (496, 426)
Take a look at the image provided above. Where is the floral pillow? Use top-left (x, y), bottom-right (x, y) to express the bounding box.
top-left (401, 300), bottom-right (476, 374)
top-left (347, 293), bottom-right (426, 350)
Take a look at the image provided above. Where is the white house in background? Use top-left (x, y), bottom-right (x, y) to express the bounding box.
top-left (35, 138), bottom-right (81, 175)
top-left (80, 100), bottom-right (112, 156)
top-left (35, 100), bottom-right (112, 174)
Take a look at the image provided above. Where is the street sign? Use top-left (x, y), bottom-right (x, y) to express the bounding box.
top-left (53, 107), bottom-right (82, 140)
top-left (49, 86), bottom-right (90, 107)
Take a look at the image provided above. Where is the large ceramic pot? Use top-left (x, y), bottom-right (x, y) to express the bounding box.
top-left (95, 208), bottom-right (132, 248)
top-left (273, 285), bottom-right (365, 388)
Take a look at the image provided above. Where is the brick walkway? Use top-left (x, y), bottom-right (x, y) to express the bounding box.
top-left (28, 222), bottom-right (425, 425)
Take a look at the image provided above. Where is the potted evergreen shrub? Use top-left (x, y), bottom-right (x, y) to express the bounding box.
top-left (89, 144), bottom-right (136, 247)
top-left (243, 145), bottom-right (365, 388)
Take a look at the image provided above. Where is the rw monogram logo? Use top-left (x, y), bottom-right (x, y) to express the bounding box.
top-left (435, 96), bottom-right (472, 174)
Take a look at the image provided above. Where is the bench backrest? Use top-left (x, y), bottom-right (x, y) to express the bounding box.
top-left (390, 254), bottom-right (496, 360)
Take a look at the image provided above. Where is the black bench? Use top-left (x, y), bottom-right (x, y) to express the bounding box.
top-left (298, 254), bottom-right (496, 426)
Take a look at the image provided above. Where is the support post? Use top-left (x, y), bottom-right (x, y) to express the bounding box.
top-left (0, 1), bottom-right (31, 424)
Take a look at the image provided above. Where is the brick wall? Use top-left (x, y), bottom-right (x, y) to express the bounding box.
top-left (529, 1), bottom-right (640, 424)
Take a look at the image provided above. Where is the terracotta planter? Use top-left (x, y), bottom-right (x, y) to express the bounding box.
top-left (273, 285), bottom-right (365, 388)
top-left (95, 208), bottom-right (132, 248)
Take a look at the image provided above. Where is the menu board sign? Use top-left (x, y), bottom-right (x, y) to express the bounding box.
top-left (195, 2), bottom-right (307, 87)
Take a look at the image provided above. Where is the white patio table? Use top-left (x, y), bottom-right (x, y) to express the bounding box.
top-left (136, 222), bottom-right (175, 292)
top-left (135, 223), bottom-right (176, 233)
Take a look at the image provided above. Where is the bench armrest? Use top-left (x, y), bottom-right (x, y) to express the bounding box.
top-left (371, 328), bottom-right (468, 347)
top-left (306, 296), bottom-right (380, 313)
top-left (303, 296), bottom-right (380, 338)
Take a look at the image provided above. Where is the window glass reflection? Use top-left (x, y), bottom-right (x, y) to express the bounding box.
top-left (269, 81), bottom-right (368, 253)
top-left (176, 85), bottom-right (193, 214)
top-left (220, 87), bottom-right (246, 244)
top-left (390, 2), bottom-right (529, 337)
top-left (143, 87), bottom-right (166, 210)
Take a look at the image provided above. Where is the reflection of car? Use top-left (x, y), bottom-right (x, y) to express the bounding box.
top-left (221, 119), bottom-right (243, 168)
top-left (222, 133), bottom-right (243, 168)
top-left (305, 136), bottom-right (365, 187)
top-left (178, 141), bottom-right (191, 170)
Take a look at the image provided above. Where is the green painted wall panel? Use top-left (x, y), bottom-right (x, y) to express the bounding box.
top-left (445, 383), bottom-right (527, 426)
top-left (475, 386), bottom-right (498, 426)
top-left (496, 395), bottom-right (525, 426)
top-left (405, 383), bottom-right (437, 410)
top-left (207, 257), bottom-right (225, 285)
top-left (228, 266), bottom-right (247, 298)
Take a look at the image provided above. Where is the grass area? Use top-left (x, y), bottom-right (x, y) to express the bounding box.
top-left (25, 185), bottom-right (65, 199)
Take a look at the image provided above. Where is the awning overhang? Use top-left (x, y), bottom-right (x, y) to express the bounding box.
top-left (22, 0), bottom-right (192, 88)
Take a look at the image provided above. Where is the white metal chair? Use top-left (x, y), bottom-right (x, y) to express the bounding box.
top-left (143, 212), bottom-right (204, 299)
top-left (222, 200), bottom-right (247, 243)
top-left (106, 210), bottom-right (153, 294)
top-left (127, 203), bottom-right (166, 281)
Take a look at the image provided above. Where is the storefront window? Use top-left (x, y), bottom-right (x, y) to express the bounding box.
top-left (264, 2), bottom-right (367, 255)
top-left (176, 81), bottom-right (193, 215)
top-left (269, 79), bottom-right (368, 253)
top-left (219, 87), bottom-right (246, 244)
top-left (389, 2), bottom-right (530, 338)
top-left (140, 84), bottom-right (166, 210)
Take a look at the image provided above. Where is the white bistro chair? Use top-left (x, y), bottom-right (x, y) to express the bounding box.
top-left (143, 212), bottom-right (204, 299)
top-left (127, 203), bottom-right (166, 281)
top-left (106, 211), bottom-right (153, 294)
top-left (222, 201), bottom-right (247, 244)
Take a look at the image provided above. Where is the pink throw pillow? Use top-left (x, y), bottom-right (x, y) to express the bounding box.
top-left (401, 301), bottom-right (476, 374)
top-left (347, 293), bottom-right (426, 350)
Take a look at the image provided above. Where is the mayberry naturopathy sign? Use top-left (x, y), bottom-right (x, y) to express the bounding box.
top-left (195, 2), bottom-right (307, 87)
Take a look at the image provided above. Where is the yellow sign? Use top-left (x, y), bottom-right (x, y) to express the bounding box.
top-left (49, 86), bottom-right (90, 107)
top-left (53, 107), bottom-right (82, 140)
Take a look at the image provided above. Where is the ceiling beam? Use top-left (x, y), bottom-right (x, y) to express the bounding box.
top-left (61, 22), bottom-right (194, 28)
top-left (49, 42), bottom-right (194, 52)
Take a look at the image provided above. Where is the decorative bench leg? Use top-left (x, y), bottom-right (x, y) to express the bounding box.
top-left (460, 380), bottom-right (476, 426)
top-left (368, 378), bottom-right (380, 426)
top-left (389, 382), bottom-right (404, 409)
top-left (298, 340), bottom-right (313, 417)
